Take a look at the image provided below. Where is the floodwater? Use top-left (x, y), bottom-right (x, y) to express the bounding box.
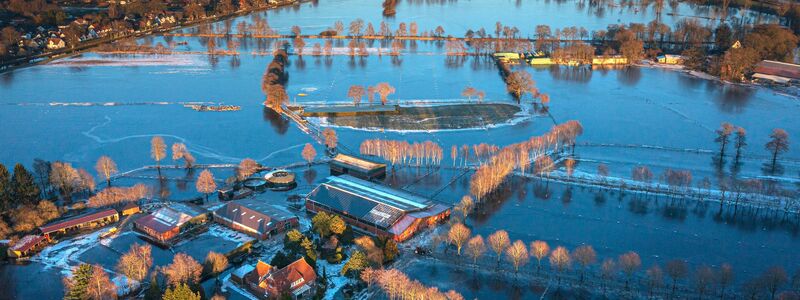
top-left (0, 0), bottom-right (796, 298)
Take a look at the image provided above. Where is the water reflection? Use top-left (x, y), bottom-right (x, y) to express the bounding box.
top-left (616, 66), bottom-right (641, 86)
top-left (714, 85), bottom-right (755, 113)
top-left (262, 107), bottom-right (289, 134)
top-left (548, 66), bottom-right (592, 83)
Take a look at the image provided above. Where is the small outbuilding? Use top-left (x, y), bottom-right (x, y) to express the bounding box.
top-left (656, 54), bottom-right (684, 65)
top-left (7, 235), bottom-right (46, 258)
top-left (121, 202), bottom-right (140, 216)
top-left (329, 154), bottom-right (386, 180)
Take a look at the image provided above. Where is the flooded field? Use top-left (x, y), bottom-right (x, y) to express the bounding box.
top-left (0, 0), bottom-right (797, 298)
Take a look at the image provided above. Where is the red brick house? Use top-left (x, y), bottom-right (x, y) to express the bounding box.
top-left (134, 203), bottom-right (207, 243)
top-left (244, 258), bottom-right (317, 299)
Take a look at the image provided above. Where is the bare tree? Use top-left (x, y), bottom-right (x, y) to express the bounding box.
top-left (734, 127), bottom-right (747, 162)
top-left (151, 136), bottom-right (167, 172)
top-left (505, 240), bottom-right (529, 273)
top-left (466, 235), bottom-right (485, 265)
top-left (619, 251), bottom-right (642, 289)
top-left (117, 243), bottom-right (153, 283)
top-left (237, 158), bottom-right (259, 179)
top-left (374, 82), bottom-right (396, 105)
top-left (763, 266), bottom-right (788, 300)
top-left (204, 251), bottom-right (229, 275)
top-left (461, 86), bottom-right (477, 101)
top-left (162, 253), bottom-right (202, 287)
top-left (572, 245), bottom-right (597, 282)
top-left (718, 263), bottom-right (734, 299)
top-left (601, 258), bottom-right (617, 293)
top-left (50, 161), bottom-right (81, 202)
top-left (564, 158), bottom-right (576, 177)
top-left (323, 128), bottom-right (338, 150)
top-left (488, 230), bottom-right (510, 266)
top-left (505, 70), bottom-right (535, 102)
top-left (302, 143), bottom-right (317, 165)
top-left (765, 128), bottom-right (789, 172)
top-left (95, 156), bottom-right (118, 187)
top-left (530, 240), bottom-right (550, 273)
top-left (549, 246), bottom-right (571, 284)
top-left (196, 169), bottom-right (217, 202)
top-left (694, 265), bottom-right (715, 298)
top-left (448, 223), bottom-right (471, 256)
top-left (715, 122), bottom-right (734, 159)
top-left (646, 264), bottom-right (664, 297)
top-left (86, 265), bottom-right (117, 300)
top-left (456, 195), bottom-right (474, 219)
top-left (348, 85), bottom-right (366, 106)
top-left (666, 259), bottom-right (688, 297)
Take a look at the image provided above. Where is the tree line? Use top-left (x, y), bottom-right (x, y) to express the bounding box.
top-left (360, 139), bottom-right (444, 167)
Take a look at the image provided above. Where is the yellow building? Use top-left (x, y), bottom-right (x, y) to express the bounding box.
top-left (657, 54), bottom-right (684, 65)
top-left (592, 56), bottom-right (629, 65)
top-left (529, 57), bottom-right (554, 65)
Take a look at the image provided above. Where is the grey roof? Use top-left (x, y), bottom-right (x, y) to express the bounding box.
top-left (213, 199), bottom-right (297, 235)
top-left (307, 175), bottom-right (435, 230)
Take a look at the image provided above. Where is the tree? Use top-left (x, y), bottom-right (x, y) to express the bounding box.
top-left (162, 283), bottom-right (200, 300)
top-left (665, 259), bottom-right (688, 296)
top-left (549, 246), bottom-right (571, 284)
top-left (374, 82), bottom-right (396, 105)
top-left (329, 215), bottom-right (346, 235)
top-left (506, 70), bottom-right (535, 101)
top-left (87, 265), bottom-right (117, 300)
top-left (348, 19), bottom-right (364, 36)
top-left (505, 240), bottom-right (528, 273)
top-left (765, 128), bottom-right (789, 171)
top-left (715, 122), bottom-right (735, 159)
top-left (572, 245), bottom-right (596, 282)
top-left (12, 164), bottom-right (40, 205)
top-left (734, 127), bottom-right (747, 162)
top-left (117, 243), bottom-right (153, 283)
top-left (461, 86), bottom-right (477, 101)
top-left (455, 195), bottom-right (474, 219)
top-left (312, 211), bottom-right (332, 237)
top-left (162, 253), bottom-right (202, 287)
top-left (646, 264), bottom-right (664, 297)
top-left (323, 128), bottom-right (338, 150)
top-left (694, 265), bottom-right (714, 298)
top-left (237, 158), bottom-right (259, 179)
top-left (601, 258), bottom-right (616, 292)
top-left (718, 263), bottom-right (734, 299)
top-left (530, 240), bottom-right (550, 272)
top-left (564, 158), bottom-right (576, 176)
top-left (196, 169), bottom-right (217, 202)
top-left (64, 264), bottom-right (93, 300)
top-left (151, 136), bottom-right (167, 171)
top-left (487, 230), bottom-right (510, 265)
top-left (0, 164), bottom-right (11, 211)
top-left (348, 85), bottom-right (365, 106)
top-left (95, 156), bottom-right (118, 187)
top-left (78, 169), bottom-right (95, 193)
top-left (341, 250), bottom-right (368, 278)
top-left (763, 266), bottom-right (788, 299)
top-left (448, 223), bottom-right (471, 256)
top-left (302, 143), bottom-right (317, 165)
top-left (50, 161), bottom-right (80, 202)
top-left (466, 235), bottom-right (485, 265)
top-left (204, 251), bottom-right (229, 275)
top-left (619, 251), bottom-right (641, 289)
top-left (719, 47), bottom-right (760, 82)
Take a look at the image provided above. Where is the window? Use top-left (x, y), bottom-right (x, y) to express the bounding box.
top-left (290, 278), bottom-right (304, 288)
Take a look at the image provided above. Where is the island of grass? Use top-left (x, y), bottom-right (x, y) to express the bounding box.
top-left (299, 103), bottom-right (523, 131)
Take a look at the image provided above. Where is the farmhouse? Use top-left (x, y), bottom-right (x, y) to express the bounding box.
top-left (244, 258), bottom-right (317, 299)
top-left (7, 235), bottom-right (46, 258)
top-left (134, 203), bottom-right (207, 243)
top-left (306, 175), bottom-right (450, 242)
top-left (752, 60), bottom-right (800, 84)
top-left (39, 209), bottom-right (119, 240)
top-left (329, 154), bottom-right (386, 180)
top-left (213, 199), bottom-right (299, 240)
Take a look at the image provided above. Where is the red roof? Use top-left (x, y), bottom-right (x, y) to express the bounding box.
top-left (10, 235), bottom-right (45, 252)
top-left (39, 209), bottom-right (118, 234)
top-left (134, 214), bottom-right (177, 234)
top-left (268, 258), bottom-right (316, 293)
top-left (754, 60), bottom-right (800, 80)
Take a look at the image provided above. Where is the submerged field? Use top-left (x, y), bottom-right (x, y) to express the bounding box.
top-left (313, 103), bottom-right (524, 131)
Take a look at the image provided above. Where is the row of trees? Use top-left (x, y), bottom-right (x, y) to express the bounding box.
top-left (359, 139), bottom-right (444, 167)
top-left (347, 82), bottom-right (396, 106)
top-left (443, 226), bottom-right (798, 299)
top-left (469, 121), bottom-right (584, 201)
top-left (261, 49), bottom-right (289, 112)
top-left (361, 268), bottom-right (463, 300)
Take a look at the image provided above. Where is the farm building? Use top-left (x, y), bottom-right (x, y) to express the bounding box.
top-left (306, 175), bottom-right (451, 242)
top-left (657, 54), bottom-right (684, 65)
top-left (7, 235), bottom-right (46, 258)
top-left (752, 60), bottom-right (800, 84)
top-left (329, 154), bottom-right (386, 180)
top-left (244, 258), bottom-right (317, 299)
top-left (592, 56), bottom-right (629, 65)
top-left (213, 199), bottom-right (299, 240)
top-left (39, 209), bottom-right (119, 240)
top-left (121, 202), bottom-right (140, 216)
top-left (134, 203), bottom-right (208, 243)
